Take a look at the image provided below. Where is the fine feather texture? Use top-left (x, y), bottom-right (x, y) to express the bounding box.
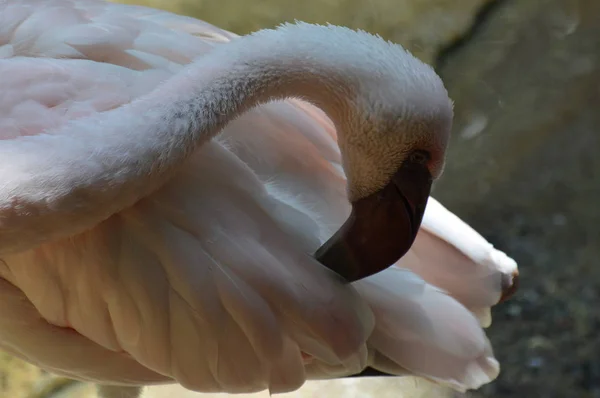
top-left (0, 0), bottom-right (452, 254)
top-left (0, 0), bottom-right (517, 396)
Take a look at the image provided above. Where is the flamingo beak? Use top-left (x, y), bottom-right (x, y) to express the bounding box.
top-left (315, 159), bottom-right (432, 282)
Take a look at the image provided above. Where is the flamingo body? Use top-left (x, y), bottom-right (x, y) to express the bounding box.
top-left (0, 0), bottom-right (518, 396)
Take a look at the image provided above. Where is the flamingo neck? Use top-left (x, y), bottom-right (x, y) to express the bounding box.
top-left (0, 23), bottom-right (369, 253)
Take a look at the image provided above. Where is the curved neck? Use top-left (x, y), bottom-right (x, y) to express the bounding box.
top-left (0, 24), bottom-right (359, 253)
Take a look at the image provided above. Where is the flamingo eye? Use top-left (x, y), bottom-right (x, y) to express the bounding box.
top-left (407, 150), bottom-right (431, 165)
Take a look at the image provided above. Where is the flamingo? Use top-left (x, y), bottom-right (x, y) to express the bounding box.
top-left (0, 1), bottom-right (519, 397)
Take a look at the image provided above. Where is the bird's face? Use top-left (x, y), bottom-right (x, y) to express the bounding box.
top-left (316, 88), bottom-right (453, 282)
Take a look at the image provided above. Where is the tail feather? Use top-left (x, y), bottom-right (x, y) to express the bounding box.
top-left (354, 268), bottom-right (500, 392)
top-left (399, 197), bottom-right (518, 326)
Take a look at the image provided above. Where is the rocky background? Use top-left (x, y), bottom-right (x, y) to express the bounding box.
top-left (3, 0), bottom-right (597, 397)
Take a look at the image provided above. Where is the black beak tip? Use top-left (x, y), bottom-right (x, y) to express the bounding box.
top-left (315, 161), bottom-right (433, 283)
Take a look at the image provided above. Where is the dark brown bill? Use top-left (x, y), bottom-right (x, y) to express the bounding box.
top-left (314, 158), bottom-right (433, 282)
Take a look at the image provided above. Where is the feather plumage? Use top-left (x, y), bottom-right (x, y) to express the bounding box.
top-left (0, 0), bottom-right (517, 396)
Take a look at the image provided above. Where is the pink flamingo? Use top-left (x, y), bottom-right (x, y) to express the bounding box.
top-left (0, 1), bottom-right (518, 397)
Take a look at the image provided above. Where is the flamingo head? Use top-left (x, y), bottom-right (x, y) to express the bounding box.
top-left (309, 34), bottom-right (454, 282)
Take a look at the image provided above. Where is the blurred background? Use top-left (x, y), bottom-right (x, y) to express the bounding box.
top-left (2, 0), bottom-right (597, 397)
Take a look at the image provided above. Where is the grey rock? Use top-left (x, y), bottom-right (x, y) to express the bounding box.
top-left (434, 0), bottom-right (600, 396)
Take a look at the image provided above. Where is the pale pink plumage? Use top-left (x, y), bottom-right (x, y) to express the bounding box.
top-left (0, 0), bottom-right (517, 396)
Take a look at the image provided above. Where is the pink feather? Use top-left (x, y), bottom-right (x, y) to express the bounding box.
top-left (0, 0), bottom-right (518, 396)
